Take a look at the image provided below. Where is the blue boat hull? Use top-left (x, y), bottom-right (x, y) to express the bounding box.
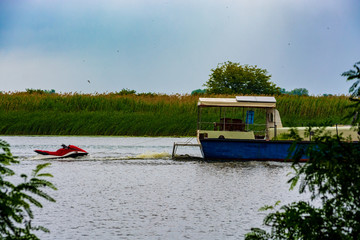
top-left (200, 139), bottom-right (309, 161)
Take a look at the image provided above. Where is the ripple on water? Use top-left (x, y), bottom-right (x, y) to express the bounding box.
top-left (1, 136), bottom-right (308, 240)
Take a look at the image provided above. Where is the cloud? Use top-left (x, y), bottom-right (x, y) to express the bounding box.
top-left (0, 50), bottom-right (91, 92)
top-left (0, 0), bottom-right (359, 94)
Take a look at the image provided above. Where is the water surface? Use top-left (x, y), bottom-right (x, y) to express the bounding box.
top-left (1, 136), bottom-right (308, 240)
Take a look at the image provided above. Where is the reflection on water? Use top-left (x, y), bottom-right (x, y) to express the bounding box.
top-left (1, 136), bottom-right (308, 240)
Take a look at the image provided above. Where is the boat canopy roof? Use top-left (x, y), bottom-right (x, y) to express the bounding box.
top-left (198, 96), bottom-right (276, 108)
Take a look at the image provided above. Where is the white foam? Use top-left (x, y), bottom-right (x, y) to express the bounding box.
top-left (135, 151), bottom-right (171, 159)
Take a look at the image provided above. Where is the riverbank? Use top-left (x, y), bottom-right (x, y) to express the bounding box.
top-left (0, 92), bottom-right (352, 136)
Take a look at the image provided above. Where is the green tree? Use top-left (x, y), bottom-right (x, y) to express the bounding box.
top-left (245, 133), bottom-right (360, 239)
top-left (191, 89), bottom-right (207, 95)
top-left (342, 61), bottom-right (360, 125)
top-left (0, 139), bottom-right (57, 239)
top-left (290, 88), bottom-right (309, 96)
top-left (245, 61), bottom-right (360, 239)
top-left (342, 61), bottom-right (360, 97)
top-left (114, 88), bottom-right (136, 95)
top-left (280, 88), bottom-right (309, 96)
top-left (204, 61), bottom-right (280, 95)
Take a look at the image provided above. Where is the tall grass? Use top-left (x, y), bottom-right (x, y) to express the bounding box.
top-left (0, 92), bottom-right (353, 136)
top-left (276, 95), bottom-right (351, 126)
top-left (0, 92), bottom-right (198, 112)
top-left (0, 92), bottom-right (198, 136)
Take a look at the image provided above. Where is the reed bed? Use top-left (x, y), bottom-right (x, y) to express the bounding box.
top-left (0, 92), bottom-right (353, 136)
top-left (276, 95), bottom-right (352, 126)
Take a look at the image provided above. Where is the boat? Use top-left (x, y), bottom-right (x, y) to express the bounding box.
top-left (34, 144), bottom-right (88, 158)
top-left (197, 96), bottom-right (358, 161)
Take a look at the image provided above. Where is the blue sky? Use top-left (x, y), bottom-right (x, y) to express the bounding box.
top-left (0, 0), bottom-right (359, 95)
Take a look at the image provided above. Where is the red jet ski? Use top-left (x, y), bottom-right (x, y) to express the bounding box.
top-left (35, 144), bottom-right (88, 158)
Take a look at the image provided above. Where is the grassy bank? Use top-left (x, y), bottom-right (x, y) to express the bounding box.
top-left (0, 92), bottom-right (353, 136)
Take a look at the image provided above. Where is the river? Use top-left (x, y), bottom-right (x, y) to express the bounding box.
top-left (1, 136), bottom-right (308, 240)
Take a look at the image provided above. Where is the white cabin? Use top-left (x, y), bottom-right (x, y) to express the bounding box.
top-left (197, 96), bottom-right (359, 142)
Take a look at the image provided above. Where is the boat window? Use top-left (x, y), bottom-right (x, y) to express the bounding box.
top-left (268, 113), bottom-right (274, 123)
top-left (246, 110), bottom-right (254, 124)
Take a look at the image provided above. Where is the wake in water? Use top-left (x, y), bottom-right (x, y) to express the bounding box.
top-left (134, 151), bottom-right (171, 159)
top-left (28, 151), bottom-right (172, 161)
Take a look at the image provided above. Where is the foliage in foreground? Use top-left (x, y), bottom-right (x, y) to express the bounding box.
top-left (343, 61), bottom-right (360, 126)
top-left (0, 140), bottom-right (57, 239)
top-left (246, 61), bottom-right (360, 239)
top-left (245, 133), bottom-right (360, 240)
top-left (342, 61), bottom-right (360, 98)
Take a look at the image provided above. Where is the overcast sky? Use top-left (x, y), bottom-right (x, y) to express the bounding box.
top-left (0, 0), bottom-right (359, 95)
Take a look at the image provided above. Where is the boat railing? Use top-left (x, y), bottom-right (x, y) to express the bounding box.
top-left (198, 120), bottom-right (267, 133)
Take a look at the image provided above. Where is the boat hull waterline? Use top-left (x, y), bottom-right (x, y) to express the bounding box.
top-left (200, 139), bottom-right (309, 162)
